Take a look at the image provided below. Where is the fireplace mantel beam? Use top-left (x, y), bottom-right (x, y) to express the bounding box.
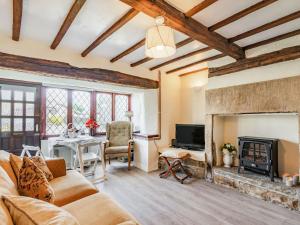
top-left (209, 45), bottom-right (300, 77)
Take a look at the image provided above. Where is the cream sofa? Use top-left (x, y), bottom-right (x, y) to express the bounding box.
top-left (0, 150), bottom-right (139, 225)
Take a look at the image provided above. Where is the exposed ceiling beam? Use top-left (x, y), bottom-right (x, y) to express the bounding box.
top-left (179, 67), bottom-right (208, 77)
top-left (110, 1), bottom-right (212, 64)
top-left (166, 53), bottom-right (226, 74)
top-left (244, 28), bottom-right (300, 50)
top-left (81, 8), bottom-right (139, 57)
top-left (110, 39), bottom-right (145, 63)
top-left (51, 0), bottom-right (86, 49)
top-left (185, 0), bottom-right (218, 17)
top-left (229, 10), bottom-right (300, 43)
top-left (150, 47), bottom-right (211, 71)
top-left (0, 52), bottom-right (158, 89)
top-left (149, 0), bottom-right (277, 70)
top-left (120, 0), bottom-right (244, 60)
top-left (209, 0), bottom-right (277, 31)
top-left (130, 38), bottom-right (194, 67)
top-left (209, 45), bottom-right (300, 77)
top-left (12, 0), bottom-right (23, 41)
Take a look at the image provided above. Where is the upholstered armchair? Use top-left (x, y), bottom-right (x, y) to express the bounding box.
top-left (102, 121), bottom-right (134, 170)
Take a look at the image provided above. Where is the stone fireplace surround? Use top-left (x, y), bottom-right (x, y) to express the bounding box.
top-left (205, 75), bottom-right (300, 211)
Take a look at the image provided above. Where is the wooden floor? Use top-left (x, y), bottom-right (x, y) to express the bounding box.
top-left (92, 163), bottom-right (300, 225)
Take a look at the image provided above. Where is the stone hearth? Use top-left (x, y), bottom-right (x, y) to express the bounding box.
top-left (213, 167), bottom-right (300, 211)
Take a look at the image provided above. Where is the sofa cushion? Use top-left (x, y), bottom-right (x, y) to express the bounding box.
top-left (0, 166), bottom-right (19, 197)
top-left (63, 193), bottom-right (139, 225)
top-left (50, 170), bottom-right (98, 206)
top-left (9, 154), bottom-right (23, 180)
top-left (0, 150), bottom-right (17, 185)
top-left (0, 200), bottom-right (13, 225)
top-left (105, 146), bottom-right (128, 154)
top-left (18, 157), bottom-right (55, 203)
top-left (0, 166), bottom-right (19, 225)
top-left (31, 156), bottom-right (54, 181)
top-left (2, 195), bottom-right (79, 225)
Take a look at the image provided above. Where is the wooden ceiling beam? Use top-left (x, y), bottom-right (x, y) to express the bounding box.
top-left (150, 47), bottom-right (211, 71)
top-left (110, 39), bottom-right (145, 63)
top-left (81, 8), bottom-right (139, 57)
top-left (0, 51), bottom-right (158, 89)
top-left (179, 67), bottom-right (208, 77)
top-left (230, 10), bottom-right (300, 43)
top-left (110, 1), bottom-right (212, 64)
top-left (209, 45), bottom-right (300, 77)
top-left (120, 0), bottom-right (244, 60)
top-left (185, 0), bottom-right (218, 17)
top-left (166, 53), bottom-right (226, 74)
top-left (12, 0), bottom-right (23, 41)
top-left (51, 0), bottom-right (86, 49)
top-left (149, 1), bottom-right (276, 70)
top-left (209, 0), bottom-right (277, 31)
top-left (244, 28), bottom-right (300, 50)
top-left (130, 38), bottom-right (194, 67)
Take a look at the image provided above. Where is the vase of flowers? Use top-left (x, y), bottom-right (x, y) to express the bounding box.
top-left (85, 118), bottom-right (99, 136)
top-left (222, 143), bottom-right (236, 168)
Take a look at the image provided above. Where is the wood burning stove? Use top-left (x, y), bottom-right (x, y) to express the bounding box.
top-left (238, 136), bottom-right (278, 181)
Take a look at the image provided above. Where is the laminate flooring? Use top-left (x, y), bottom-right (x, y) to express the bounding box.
top-left (91, 163), bottom-right (300, 225)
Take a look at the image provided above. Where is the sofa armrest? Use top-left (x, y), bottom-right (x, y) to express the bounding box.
top-left (46, 158), bottom-right (66, 178)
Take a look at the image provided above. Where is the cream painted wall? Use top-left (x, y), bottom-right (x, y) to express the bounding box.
top-left (179, 70), bottom-right (208, 124)
top-left (221, 114), bottom-right (299, 176)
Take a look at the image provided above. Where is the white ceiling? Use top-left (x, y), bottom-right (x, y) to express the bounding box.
top-left (0, 0), bottom-right (299, 74)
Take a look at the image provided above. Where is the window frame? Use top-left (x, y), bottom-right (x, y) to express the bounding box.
top-left (41, 87), bottom-right (131, 138)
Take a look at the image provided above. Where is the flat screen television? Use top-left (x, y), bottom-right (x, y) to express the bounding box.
top-left (175, 124), bottom-right (205, 150)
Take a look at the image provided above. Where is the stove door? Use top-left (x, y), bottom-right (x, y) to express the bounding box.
top-left (239, 140), bottom-right (270, 171)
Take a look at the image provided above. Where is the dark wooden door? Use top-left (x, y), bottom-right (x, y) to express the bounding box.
top-left (0, 83), bottom-right (41, 155)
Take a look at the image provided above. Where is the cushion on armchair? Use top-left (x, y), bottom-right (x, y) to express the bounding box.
top-left (105, 146), bottom-right (129, 154)
top-left (107, 121), bottom-right (132, 147)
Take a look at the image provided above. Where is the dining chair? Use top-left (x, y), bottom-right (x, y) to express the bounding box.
top-left (73, 140), bottom-right (105, 181)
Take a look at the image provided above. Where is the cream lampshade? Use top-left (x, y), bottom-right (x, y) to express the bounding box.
top-left (145, 16), bottom-right (176, 58)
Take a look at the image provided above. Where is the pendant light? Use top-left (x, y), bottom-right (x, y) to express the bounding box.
top-left (145, 16), bottom-right (176, 58)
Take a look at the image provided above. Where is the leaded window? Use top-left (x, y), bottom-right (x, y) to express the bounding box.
top-left (46, 88), bottom-right (67, 135)
top-left (72, 91), bottom-right (90, 132)
top-left (96, 93), bottom-right (112, 132)
top-left (115, 95), bottom-right (129, 121)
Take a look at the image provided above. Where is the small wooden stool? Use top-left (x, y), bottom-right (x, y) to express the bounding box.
top-left (159, 150), bottom-right (192, 184)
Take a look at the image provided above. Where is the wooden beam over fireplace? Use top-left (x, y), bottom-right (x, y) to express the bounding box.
top-left (0, 52), bottom-right (158, 89)
top-left (209, 45), bottom-right (300, 77)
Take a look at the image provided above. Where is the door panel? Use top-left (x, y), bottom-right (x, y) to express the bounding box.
top-left (0, 83), bottom-right (41, 155)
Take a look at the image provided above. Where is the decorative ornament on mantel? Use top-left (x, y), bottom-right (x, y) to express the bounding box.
top-left (85, 118), bottom-right (99, 136)
top-left (222, 143), bottom-right (236, 168)
top-left (145, 16), bottom-right (176, 58)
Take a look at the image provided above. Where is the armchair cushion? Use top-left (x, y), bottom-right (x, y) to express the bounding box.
top-left (105, 146), bottom-right (128, 154)
top-left (107, 121), bottom-right (132, 147)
